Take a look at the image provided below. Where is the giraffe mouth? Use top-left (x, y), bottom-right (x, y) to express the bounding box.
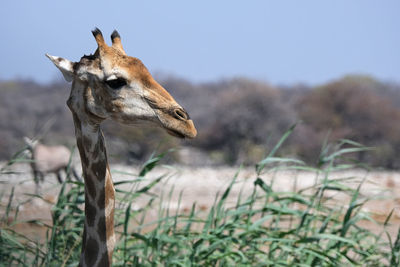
top-left (166, 128), bottom-right (186, 139)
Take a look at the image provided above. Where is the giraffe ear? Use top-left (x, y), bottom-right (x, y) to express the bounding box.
top-left (46, 54), bottom-right (75, 82)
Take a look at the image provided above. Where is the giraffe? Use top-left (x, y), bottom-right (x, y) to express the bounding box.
top-left (46, 28), bottom-right (197, 267)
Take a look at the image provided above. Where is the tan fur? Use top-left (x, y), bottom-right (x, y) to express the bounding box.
top-left (33, 144), bottom-right (71, 173)
top-left (24, 137), bottom-right (80, 190)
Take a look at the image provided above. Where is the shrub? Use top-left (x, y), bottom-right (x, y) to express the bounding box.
top-left (198, 78), bottom-right (295, 164)
top-left (296, 75), bottom-right (400, 168)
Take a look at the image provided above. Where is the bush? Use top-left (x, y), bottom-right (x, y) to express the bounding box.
top-left (197, 78), bottom-right (295, 164)
top-left (296, 75), bottom-right (400, 168)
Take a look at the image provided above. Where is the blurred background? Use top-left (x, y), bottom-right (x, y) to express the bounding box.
top-left (1, 0), bottom-right (400, 168)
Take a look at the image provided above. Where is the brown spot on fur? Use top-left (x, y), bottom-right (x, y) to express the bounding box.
top-left (85, 175), bottom-right (97, 199)
top-left (98, 251), bottom-right (110, 267)
top-left (97, 215), bottom-right (107, 242)
top-left (92, 159), bottom-right (106, 182)
top-left (99, 135), bottom-right (106, 153)
top-left (85, 194), bottom-right (96, 227)
top-left (84, 237), bottom-right (99, 266)
top-left (70, 114), bottom-right (90, 168)
top-left (97, 187), bottom-right (106, 210)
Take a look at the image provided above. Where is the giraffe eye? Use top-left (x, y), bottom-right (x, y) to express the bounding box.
top-left (105, 77), bottom-right (127, 89)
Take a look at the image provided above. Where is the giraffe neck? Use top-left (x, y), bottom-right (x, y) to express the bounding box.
top-left (68, 81), bottom-right (115, 267)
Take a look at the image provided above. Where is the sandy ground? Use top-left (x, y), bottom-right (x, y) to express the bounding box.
top-left (1, 161), bottom-right (399, 241)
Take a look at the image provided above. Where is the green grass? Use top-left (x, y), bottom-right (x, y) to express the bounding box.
top-left (0, 131), bottom-right (399, 266)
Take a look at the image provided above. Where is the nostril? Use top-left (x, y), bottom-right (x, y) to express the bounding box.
top-left (173, 108), bottom-right (189, 121)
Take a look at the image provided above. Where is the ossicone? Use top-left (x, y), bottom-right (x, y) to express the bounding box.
top-left (91, 27), bottom-right (107, 49)
top-left (111, 30), bottom-right (120, 41)
top-left (110, 29), bottom-right (126, 55)
top-left (91, 27), bottom-right (103, 38)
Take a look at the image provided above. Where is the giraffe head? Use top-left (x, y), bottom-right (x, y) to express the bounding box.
top-left (46, 28), bottom-right (197, 139)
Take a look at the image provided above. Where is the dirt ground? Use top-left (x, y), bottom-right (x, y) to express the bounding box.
top-left (1, 161), bottom-right (399, 241)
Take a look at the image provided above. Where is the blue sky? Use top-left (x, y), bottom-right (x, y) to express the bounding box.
top-left (0, 0), bottom-right (399, 85)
